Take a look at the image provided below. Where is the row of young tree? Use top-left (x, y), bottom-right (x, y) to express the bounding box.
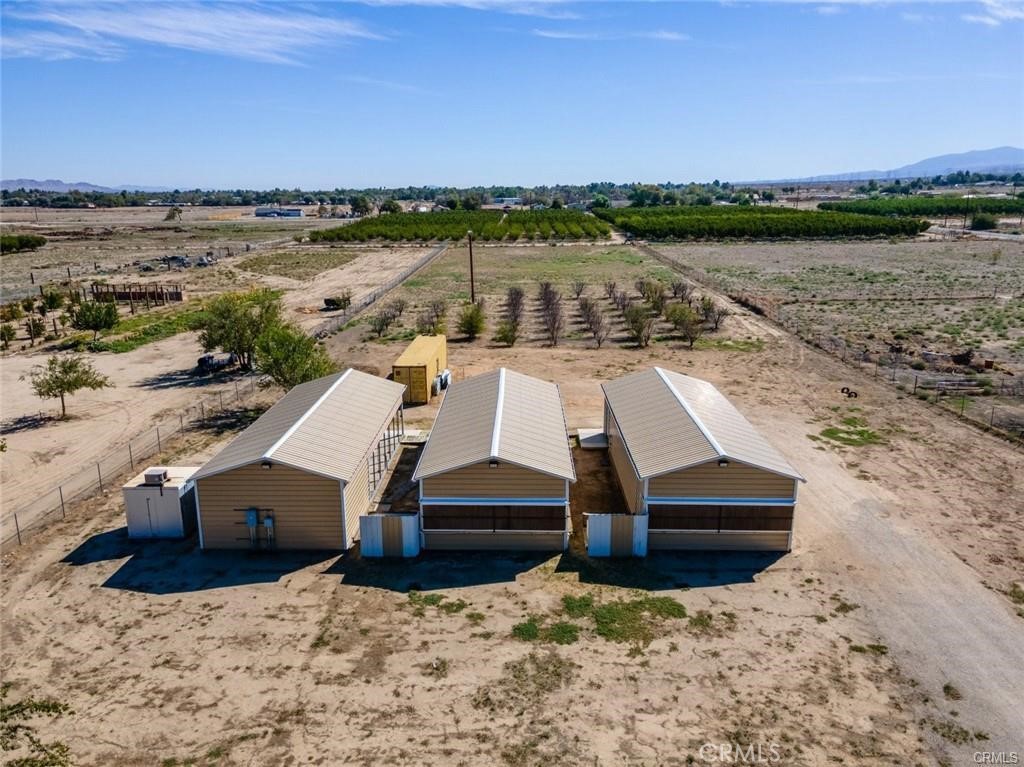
top-left (308, 209), bottom-right (610, 243)
top-left (1, 290), bottom-right (122, 349)
top-left (594, 206), bottom-right (929, 239)
top-left (817, 196), bottom-right (1024, 217)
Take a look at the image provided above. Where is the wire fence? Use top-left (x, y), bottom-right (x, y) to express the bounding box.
top-left (637, 243), bottom-right (1024, 447)
top-left (1, 241), bottom-right (452, 550)
top-left (311, 241), bottom-right (450, 338)
top-left (0, 372), bottom-right (265, 550)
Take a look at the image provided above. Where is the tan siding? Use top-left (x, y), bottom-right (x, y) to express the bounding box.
top-left (343, 459), bottom-right (370, 546)
top-left (198, 464), bottom-right (343, 550)
top-left (607, 406), bottom-right (642, 514)
top-left (648, 531), bottom-right (791, 552)
top-left (648, 462), bottom-right (796, 499)
top-left (423, 532), bottom-right (564, 551)
top-left (422, 461), bottom-right (566, 498)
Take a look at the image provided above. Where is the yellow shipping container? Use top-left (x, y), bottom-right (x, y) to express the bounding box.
top-left (392, 335), bottom-right (447, 405)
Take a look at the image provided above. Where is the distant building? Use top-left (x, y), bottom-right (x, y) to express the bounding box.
top-left (254, 207), bottom-right (304, 218)
top-left (494, 197), bottom-right (523, 205)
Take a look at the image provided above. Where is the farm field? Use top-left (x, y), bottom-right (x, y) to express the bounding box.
top-left (654, 240), bottom-right (1024, 434)
top-left (3, 296), bottom-right (1023, 765)
top-left (0, 205), bottom-right (340, 300)
top-left (819, 196), bottom-right (1024, 216)
top-left (594, 205), bottom-right (929, 239)
top-left (310, 209), bottom-right (611, 243)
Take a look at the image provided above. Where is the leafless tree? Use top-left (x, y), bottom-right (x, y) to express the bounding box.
top-left (571, 280), bottom-right (586, 299)
top-left (708, 304), bottom-right (730, 331)
top-left (389, 298), bottom-right (408, 318)
top-left (604, 280), bottom-right (617, 300)
top-left (614, 290), bottom-right (630, 313)
top-left (542, 291), bottom-right (565, 346)
top-left (591, 311), bottom-right (611, 348)
top-left (506, 286), bottom-right (525, 326)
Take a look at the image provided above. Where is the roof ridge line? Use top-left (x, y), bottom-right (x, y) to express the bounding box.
top-left (653, 367), bottom-right (726, 458)
top-left (263, 369), bottom-right (353, 461)
top-left (490, 367), bottom-right (506, 459)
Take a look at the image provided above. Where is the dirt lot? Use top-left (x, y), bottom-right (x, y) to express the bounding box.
top-left (3, 250), bottom-right (1023, 765)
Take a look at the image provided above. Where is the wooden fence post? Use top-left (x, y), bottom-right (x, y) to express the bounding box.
top-left (14, 513), bottom-right (21, 545)
top-left (97, 462), bottom-right (103, 492)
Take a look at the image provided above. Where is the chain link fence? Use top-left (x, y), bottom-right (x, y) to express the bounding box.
top-left (311, 241), bottom-right (449, 338)
top-left (0, 373), bottom-right (264, 549)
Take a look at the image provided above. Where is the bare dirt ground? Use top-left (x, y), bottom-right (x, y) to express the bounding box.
top-left (0, 332), bottom-right (243, 520)
top-left (1, 241), bottom-right (1022, 766)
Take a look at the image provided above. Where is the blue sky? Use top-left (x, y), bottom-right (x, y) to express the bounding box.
top-left (1, 0), bottom-right (1022, 189)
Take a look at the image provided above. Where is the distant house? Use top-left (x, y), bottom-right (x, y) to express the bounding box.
top-left (494, 197), bottom-right (523, 205)
top-left (254, 207), bottom-right (304, 218)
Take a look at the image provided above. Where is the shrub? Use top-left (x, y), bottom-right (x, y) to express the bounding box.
top-left (971, 213), bottom-right (998, 231)
top-left (494, 321), bottom-right (519, 347)
top-left (457, 302), bottom-right (486, 340)
top-left (623, 305), bottom-right (656, 348)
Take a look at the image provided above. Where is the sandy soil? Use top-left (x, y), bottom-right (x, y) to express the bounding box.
top-left (2, 292), bottom-right (1022, 765)
top-left (0, 332), bottom-right (248, 529)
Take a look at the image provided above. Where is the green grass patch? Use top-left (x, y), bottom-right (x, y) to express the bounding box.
top-left (512, 616), bottom-right (581, 645)
top-left (819, 422), bottom-right (884, 447)
top-left (591, 596), bottom-right (687, 645)
top-left (512, 617), bottom-right (542, 641)
top-left (408, 590), bottom-right (467, 617)
top-left (694, 337), bottom-right (766, 352)
top-left (237, 248), bottom-right (362, 280)
top-left (561, 594), bottom-right (595, 618)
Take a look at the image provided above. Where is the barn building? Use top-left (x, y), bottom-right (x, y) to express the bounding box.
top-left (413, 368), bottom-right (575, 551)
top-left (193, 369), bottom-right (405, 550)
top-left (602, 367), bottom-right (804, 552)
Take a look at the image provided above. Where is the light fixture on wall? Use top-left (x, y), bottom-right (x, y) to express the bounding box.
top-left (261, 460), bottom-right (273, 470)
top-left (718, 458), bottom-right (730, 468)
top-left (489, 459), bottom-right (499, 469)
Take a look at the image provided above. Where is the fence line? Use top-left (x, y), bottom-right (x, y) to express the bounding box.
top-left (0, 373), bottom-right (264, 550)
top-left (2, 241), bottom-right (452, 549)
top-left (311, 241), bottom-right (450, 339)
top-left (637, 242), bottom-right (1024, 447)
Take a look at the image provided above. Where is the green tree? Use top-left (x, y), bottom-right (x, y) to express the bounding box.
top-left (623, 305), bottom-right (655, 348)
top-left (971, 212), bottom-right (998, 230)
top-left (494, 321), bottom-right (519, 347)
top-left (350, 195), bottom-right (372, 216)
top-left (254, 323), bottom-right (336, 389)
top-left (196, 290), bottom-right (282, 370)
top-left (163, 206), bottom-right (183, 222)
top-left (380, 199), bottom-right (402, 214)
top-left (23, 354), bottom-right (111, 418)
top-left (666, 304), bottom-right (704, 348)
top-left (591, 194), bottom-right (610, 209)
top-left (0, 323), bottom-right (15, 350)
top-left (40, 292), bottom-right (64, 314)
top-left (461, 193), bottom-right (483, 211)
top-left (70, 301), bottom-right (119, 340)
top-left (456, 302), bottom-right (486, 340)
top-left (0, 683), bottom-right (72, 767)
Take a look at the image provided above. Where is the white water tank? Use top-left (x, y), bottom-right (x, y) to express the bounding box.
top-left (122, 466), bottom-right (199, 539)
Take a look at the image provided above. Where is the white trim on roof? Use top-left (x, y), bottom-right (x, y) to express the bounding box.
top-left (263, 368), bottom-right (352, 461)
top-left (490, 367), bottom-right (506, 459)
top-left (645, 455), bottom-right (805, 483)
top-left (653, 367), bottom-right (725, 457)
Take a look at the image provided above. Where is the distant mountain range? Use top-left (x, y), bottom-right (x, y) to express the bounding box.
top-left (761, 146), bottom-right (1024, 184)
top-left (0, 179), bottom-right (172, 193)
top-left (5, 147), bottom-right (1023, 193)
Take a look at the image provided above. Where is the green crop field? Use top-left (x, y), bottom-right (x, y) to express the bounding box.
top-left (818, 197), bottom-right (1024, 217)
top-left (594, 206), bottom-right (928, 239)
top-left (308, 209), bottom-right (610, 243)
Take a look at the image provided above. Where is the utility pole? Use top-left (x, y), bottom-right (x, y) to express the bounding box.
top-left (467, 230), bottom-right (476, 304)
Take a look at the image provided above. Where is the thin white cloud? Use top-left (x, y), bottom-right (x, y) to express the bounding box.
top-left (532, 28), bottom-right (690, 41)
top-left (353, 0), bottom-right (581, 20)
top-left (2, 3), bottom-right (384, 64)
top-left (340, 74), bottom-right (435, 95)
top-left (816, 5), bottom-right (844, 14)
top-left (963, 0), bottom-right (1024, 25)
top-left (0, 28), bottom-right (122, 61)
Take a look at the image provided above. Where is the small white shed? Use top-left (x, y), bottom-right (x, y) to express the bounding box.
top-left (122, 466), bottom-right (199, 539)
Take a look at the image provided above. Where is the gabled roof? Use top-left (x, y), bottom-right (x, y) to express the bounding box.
top-left (193, 369), bottom-right (405, 483)
top-left (413, 368), bottom-right (576, 482)
top-left (601, 367), bottom-right (804, 482)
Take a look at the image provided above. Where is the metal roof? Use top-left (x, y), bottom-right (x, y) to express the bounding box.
top-left (193, 369), bottom-right (405, 483)
top-left (413, 368), bottom-right (576, 482)
top-left (601, 367), bottom-right (804, 482)
top-left (394, 334), bottom-right (446, 367)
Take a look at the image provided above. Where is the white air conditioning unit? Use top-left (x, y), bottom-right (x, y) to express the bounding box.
top-left (144, 468), bottom-right (169, 486)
